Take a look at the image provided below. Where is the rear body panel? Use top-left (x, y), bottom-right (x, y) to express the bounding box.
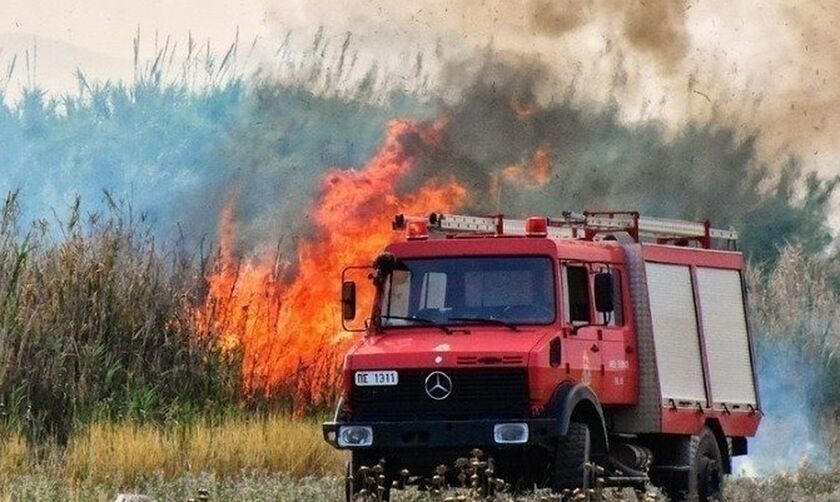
top-left (639, 243), bottom-right (760, 437)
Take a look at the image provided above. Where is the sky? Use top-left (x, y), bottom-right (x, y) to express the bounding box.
top-left (0, 0), bottom-right (266, 57)
top-left (1, 1), bottom-right (839, 183)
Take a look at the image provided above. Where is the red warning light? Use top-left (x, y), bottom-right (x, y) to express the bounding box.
top-left (406, 219), bottom-right (429, 240)
top-left (525, 216), bottom-right (548, 237)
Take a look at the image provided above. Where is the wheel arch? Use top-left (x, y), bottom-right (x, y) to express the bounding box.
top-left (546, 382), bottom-right (609, 457)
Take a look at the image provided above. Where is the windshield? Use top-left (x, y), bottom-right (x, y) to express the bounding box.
top-left (379, 256), bottom-right (556, 328)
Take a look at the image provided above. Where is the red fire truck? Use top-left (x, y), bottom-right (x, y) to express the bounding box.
top-left (324, 211), bottom-right (761, 501)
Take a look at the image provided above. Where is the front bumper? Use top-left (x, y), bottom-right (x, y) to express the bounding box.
top-left (323, 418), bottom-right (558, 450)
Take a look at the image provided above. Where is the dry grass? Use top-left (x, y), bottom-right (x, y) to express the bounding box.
top-left (0, 414), bottom-right (343, 490)
top-left (0, 412), bottom-right (838, 501)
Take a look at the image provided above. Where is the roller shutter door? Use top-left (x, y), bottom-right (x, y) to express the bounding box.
top-left (696, 268), bottom-right (757, 406)
top-left (645, 262), bottom-right (707, 404)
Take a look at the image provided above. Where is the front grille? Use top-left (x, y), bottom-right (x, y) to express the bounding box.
top-left (351, 368), bottom-right (529, 421)
top-left (457, 355), bottom-right (525, 365)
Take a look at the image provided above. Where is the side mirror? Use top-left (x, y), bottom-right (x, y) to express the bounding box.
top-left (373, 252), bottom-right (397, 281)
top-left (373, 252), bottom-right (408, 284)
top-left (342, 281), bottom-right (357, 320)
top-left (594, 272), bottom-right (614, 313)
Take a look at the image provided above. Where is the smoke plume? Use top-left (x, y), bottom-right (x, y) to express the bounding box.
top-left (273, 0), bottom-right (840, 179)
top-left (739, 247), bottom-right (840, 474)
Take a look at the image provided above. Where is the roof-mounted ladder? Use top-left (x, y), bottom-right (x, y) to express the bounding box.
top-left (393, 211), bottom-right (738, 250)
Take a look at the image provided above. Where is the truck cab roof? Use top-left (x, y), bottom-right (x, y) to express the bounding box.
top-left (387, 235), bottom-right (744, 271)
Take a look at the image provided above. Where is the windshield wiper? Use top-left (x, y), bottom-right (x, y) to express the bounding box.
top-left (376, 315), bottom-right (452, 334)
top-left (446, 317), bottom-right (520, 332)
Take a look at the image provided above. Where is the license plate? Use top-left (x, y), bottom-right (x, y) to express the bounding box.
top-left (355, 370), bottom-right (398, 386)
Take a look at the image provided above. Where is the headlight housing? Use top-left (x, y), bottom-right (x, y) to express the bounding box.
top-left (338, 426), bottom-right (373, 447)
top-left (493, 423), bottom-right (529, 444)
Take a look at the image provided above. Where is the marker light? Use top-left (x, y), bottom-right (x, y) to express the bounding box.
top-left (525, 216), bottom-right (548, 237)
top-left (338, 426), bottom-right (374, 447)
top-left (494, 423), bottom-right (529, 444)
top-left (406, 219), bottom-right (429, 240)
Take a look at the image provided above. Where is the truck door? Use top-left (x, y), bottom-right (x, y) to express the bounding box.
top-left (590, 265), bottom-right (636, 405)
top-left (562, 263), bottom-right (602, 390)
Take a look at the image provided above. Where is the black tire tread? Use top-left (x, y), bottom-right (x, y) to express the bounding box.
top-left (661, 427), bottom-right (724, 502)
top-left (553, 421), bottom-right (591, 491)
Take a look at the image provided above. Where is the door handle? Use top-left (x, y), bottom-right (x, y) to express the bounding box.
top-left (590, 344), bottom-right (600, 353)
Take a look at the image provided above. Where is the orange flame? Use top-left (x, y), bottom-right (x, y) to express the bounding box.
top-left (491, 147), bottom-right (553, 208)
top-left (510, 96), bottom-right (538, 119)
top-left (198, 120), bottom-right (467, 408)
top-left (500, 147), bottom-right (552, 186)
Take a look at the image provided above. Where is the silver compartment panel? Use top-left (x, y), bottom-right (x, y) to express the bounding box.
top-left (646, 263), bottom-right (707, 404)
top-left (696, 267), bottom-right (757, 406)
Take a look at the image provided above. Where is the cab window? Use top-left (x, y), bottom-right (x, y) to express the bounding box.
top-left (419, 271), bottom-right (447, 310)
top-left (564, 265), bottom-right (591, 323)
top-left (380, 256), bottom-right (556, 326)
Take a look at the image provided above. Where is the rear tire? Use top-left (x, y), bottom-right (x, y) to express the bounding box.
top-left (552, 421), bottom-right (592, 492)
top-left (662, 427), bottom-right (724, 502)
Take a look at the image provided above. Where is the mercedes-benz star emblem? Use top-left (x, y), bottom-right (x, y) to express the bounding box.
top-left (424, 371), bottom-right (453, 400)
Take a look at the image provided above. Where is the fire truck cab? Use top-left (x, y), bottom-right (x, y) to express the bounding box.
top-left (324, 211), bottom-right (761, 501)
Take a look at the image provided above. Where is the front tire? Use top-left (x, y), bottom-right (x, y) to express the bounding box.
top-left (552, 421), bottom-right (592, 492)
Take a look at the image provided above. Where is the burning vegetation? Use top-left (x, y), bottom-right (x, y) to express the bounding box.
top-left (198, 120), bottom-right (467, 407)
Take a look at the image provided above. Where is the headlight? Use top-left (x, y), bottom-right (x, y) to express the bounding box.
top-left (338, 426), bottom-right (373, 447)
top-left (493, 423), bottom-right (529, 444)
